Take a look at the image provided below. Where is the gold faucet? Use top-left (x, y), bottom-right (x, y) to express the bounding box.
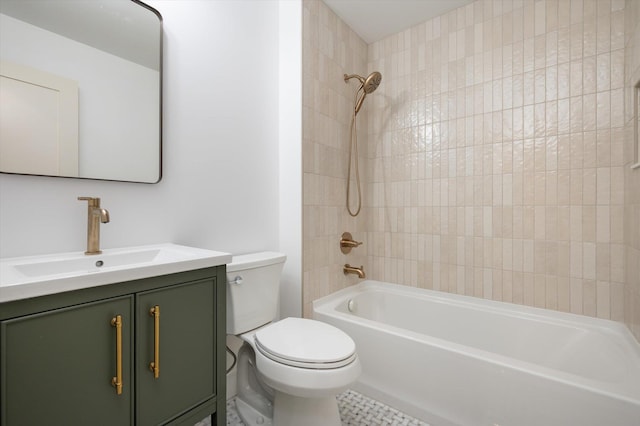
top-left (78, 197), bottom-right (110, 255)
top-left (344, 264), bottom-right (365, 278)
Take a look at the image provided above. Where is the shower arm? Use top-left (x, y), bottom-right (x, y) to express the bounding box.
top-left (344, 74), bottom-right (367, 115)
top-left (344, 74), bottom-right (365, 84)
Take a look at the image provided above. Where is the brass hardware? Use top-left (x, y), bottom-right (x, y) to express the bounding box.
top-left (149, 306), bottom-right (160, 379)
top-left (344, 71), bottom-right (382, 217)
top-left (344, 72), bottom-right (382, 115)
top-left (344, 264), bottom-right (365, 278)
top-left (78, 197), bottom-right (110, 255)
top-left (111, 315), bottom-right (123, 395)
top-left (340, 232), bottom-right (363, 254)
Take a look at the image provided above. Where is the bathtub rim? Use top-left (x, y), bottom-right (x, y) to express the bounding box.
top-left (312, 280), bottom-right (640, 406)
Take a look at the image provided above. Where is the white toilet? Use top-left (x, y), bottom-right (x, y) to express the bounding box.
top-left (227, 252), bottom-right (361, 426)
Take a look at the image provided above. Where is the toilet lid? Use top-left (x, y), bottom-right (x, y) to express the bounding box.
top-left (255, 317), bottom-right (357, 369)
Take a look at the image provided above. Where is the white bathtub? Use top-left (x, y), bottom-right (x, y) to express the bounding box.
top-left (312, 281), bottom-right (640, 426)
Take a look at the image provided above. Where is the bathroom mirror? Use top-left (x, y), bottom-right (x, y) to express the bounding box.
top-left (0, 0), bottom-right (162, 183)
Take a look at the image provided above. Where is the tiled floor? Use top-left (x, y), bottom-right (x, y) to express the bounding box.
top-left (211, 389), bottom-right (430, 426)
top-left (336, 390), bottom-right (429, 426)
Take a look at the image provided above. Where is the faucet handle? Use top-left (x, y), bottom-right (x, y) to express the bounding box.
top-left (340, 232), bottom-right (362, 254)
top-left (78, 196), bottom-right (100, 206)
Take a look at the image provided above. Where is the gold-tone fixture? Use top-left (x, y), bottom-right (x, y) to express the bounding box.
top-left (344, 72), bottom-right (382, 116)
top-left (78, 196), bottom-right (110, 255)
top-left (344, 71), bottom-right (382, 217)
top-left (149, 305), bottom-right (160, 379)
top-left (344, 264), bottom-right (365, 279)
top-left (340, 232), bottom-right (363, 254)
top-left (111, 315), bottom-right (123, 395)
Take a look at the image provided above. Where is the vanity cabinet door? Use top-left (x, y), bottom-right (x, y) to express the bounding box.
top-left (136, 278), bottom-right (216, 426)
top-left (0, 296), bottom-right (133, 426)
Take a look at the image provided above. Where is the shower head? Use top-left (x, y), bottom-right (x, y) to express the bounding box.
top-left (344, 71), bottom-right (382, 92)
top-left (344, 71), bottom-right (382, 115)
top-left (362, 71), bottom-right (382, 94)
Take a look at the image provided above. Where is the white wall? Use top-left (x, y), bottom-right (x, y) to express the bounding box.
top-left (278, 0), bottom-right (302, 318)
top-left (0, 1), bottom-right (282, 262)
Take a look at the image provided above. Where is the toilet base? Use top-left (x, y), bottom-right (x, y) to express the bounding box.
top-left (235, 397), bottom-right (273, 426)
top-left (236, 343), bottom-right (274, 426)
top-left (273, 391), bottom-right (341, 426)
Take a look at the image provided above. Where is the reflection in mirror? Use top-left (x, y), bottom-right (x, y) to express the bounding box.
top-left (0, 0), bottom-right (162, 183)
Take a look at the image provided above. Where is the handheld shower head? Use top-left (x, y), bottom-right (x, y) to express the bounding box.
top-left (344, 71), bottom-right (383, 217)
top-left (344, 71), bottom-right (382, 115)
top-left (344, 71), bottom-right (382, 92)
top-left (362, 71), bottom-right (382, 94)
top-left (354, 92), bottom-right (368, 114)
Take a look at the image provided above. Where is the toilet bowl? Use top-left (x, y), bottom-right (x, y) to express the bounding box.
top-left (227, 252), bottom-right (361, 426)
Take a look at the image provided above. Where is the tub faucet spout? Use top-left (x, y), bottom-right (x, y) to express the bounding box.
top-left (78, 196), bottom-right (110, 255)
top-left (344, 264), bottom-right (365, 279)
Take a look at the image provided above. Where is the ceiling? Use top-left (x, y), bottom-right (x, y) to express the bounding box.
top-left (322, 0), bottom-right (474, 44)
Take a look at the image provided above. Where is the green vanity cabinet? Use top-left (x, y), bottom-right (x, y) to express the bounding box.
top-left (136, 278), bottom-right (216, 425)
top-left (0, 266), bottom-right (226, 426)
top-left (1, 296), bottom-right (134, 425)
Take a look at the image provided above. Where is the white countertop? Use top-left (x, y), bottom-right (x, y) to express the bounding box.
top-left (0, 243), bottom-right (231, 303)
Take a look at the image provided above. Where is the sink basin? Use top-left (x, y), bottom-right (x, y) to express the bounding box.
top-left (13, 249), bottom-right (163, 277)
top-left (0, 244), bottom-right (232, 303)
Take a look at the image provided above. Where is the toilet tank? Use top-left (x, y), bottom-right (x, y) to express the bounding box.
top-left (226, 251), bottom-right (286, 334)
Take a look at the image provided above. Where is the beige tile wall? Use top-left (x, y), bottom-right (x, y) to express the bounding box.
top-left (362, 0), bottom-right (628, 322)
top-left (302, 0), bottom-right (368, 317)
top-left (303, 0), bottom-right (639, 339)
top-left (624, 0), bottom-right (640, 340)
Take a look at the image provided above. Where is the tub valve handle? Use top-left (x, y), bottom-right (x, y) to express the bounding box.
top-left (340, 232), bottom-right (362, 254)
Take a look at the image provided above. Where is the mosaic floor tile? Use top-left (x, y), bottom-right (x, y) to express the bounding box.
top-left (338, 390), bottom-right (429, 426)
top-left (213, 389), bottom-right (430, 426)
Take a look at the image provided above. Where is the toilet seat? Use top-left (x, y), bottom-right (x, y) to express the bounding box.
top-left (254, 318), bottom-right (357, 369)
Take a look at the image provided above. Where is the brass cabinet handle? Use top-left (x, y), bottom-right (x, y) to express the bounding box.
top-left (111, 315), bottom-right (123, 395)
top-left (149, 306), bottom-right (160, 378)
